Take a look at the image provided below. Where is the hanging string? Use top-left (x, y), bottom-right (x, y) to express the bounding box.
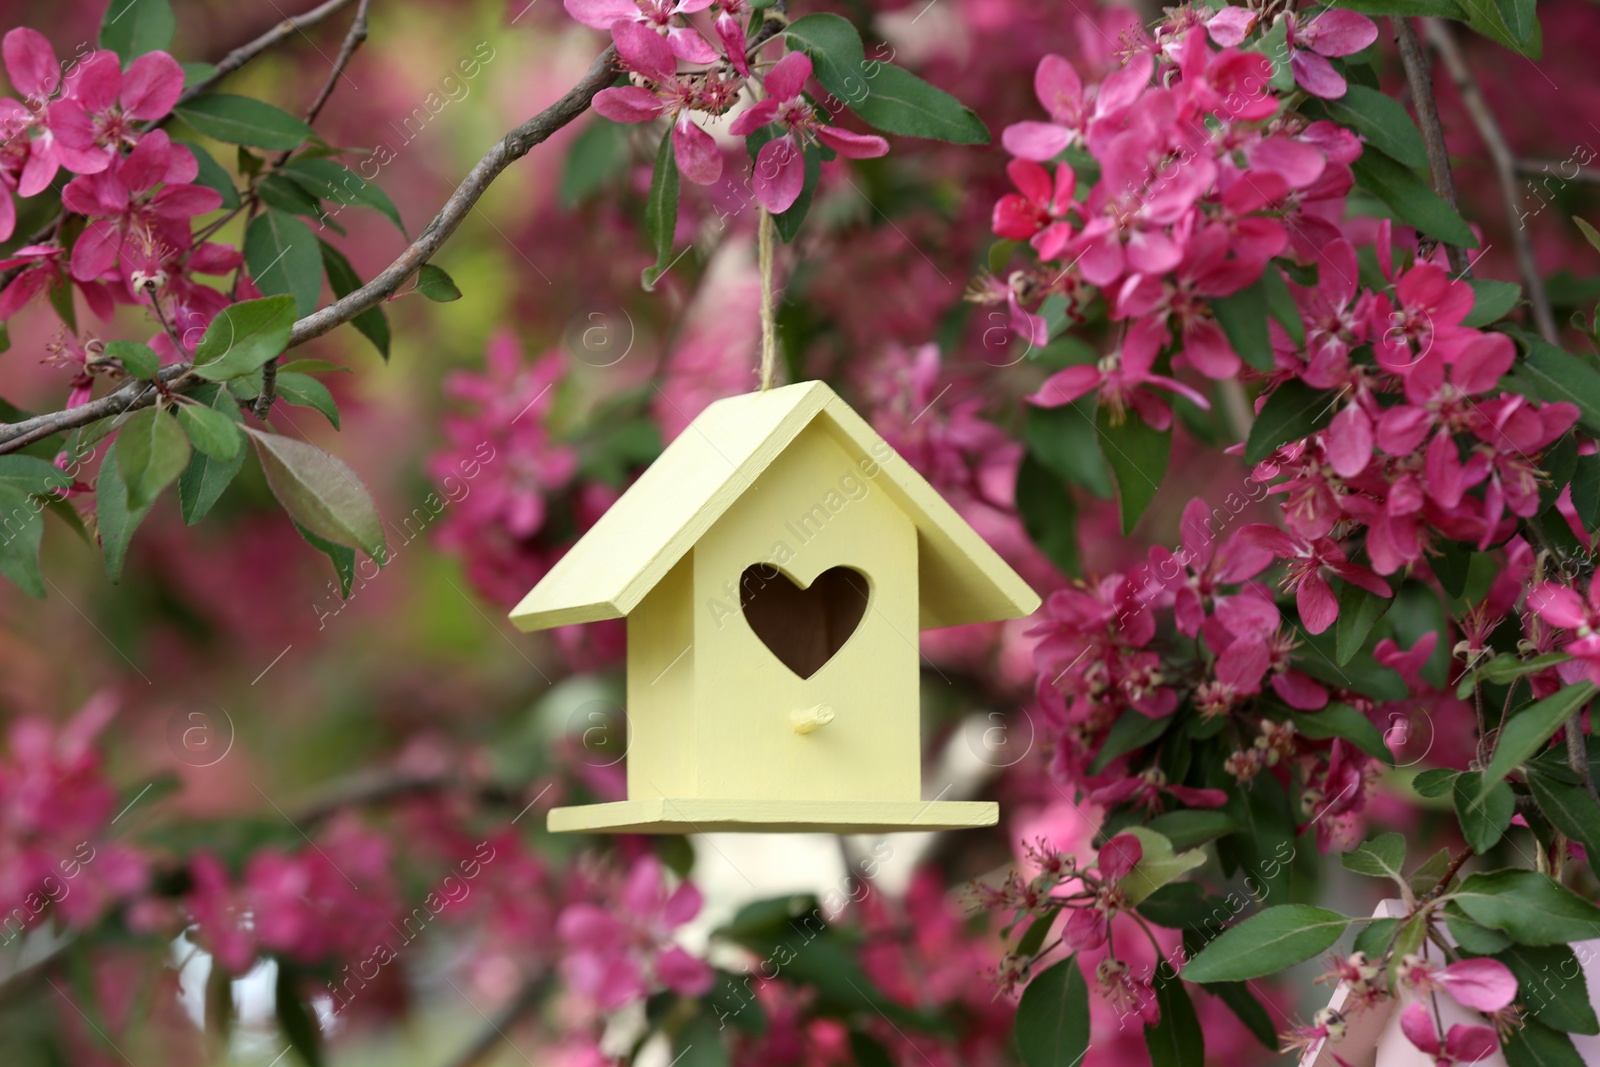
top-left (757, 206), bottom-right (778, 391)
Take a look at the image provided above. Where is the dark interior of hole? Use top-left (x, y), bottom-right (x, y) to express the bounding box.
top-left (738, 564), bottom-right (870, 679)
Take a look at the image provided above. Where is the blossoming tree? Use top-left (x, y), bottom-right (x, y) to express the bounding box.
top-left (1, 0), bottom-right (1599, 1064)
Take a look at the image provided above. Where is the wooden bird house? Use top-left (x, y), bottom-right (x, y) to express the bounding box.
top-left (509, 381), bottom-right (1040, 834)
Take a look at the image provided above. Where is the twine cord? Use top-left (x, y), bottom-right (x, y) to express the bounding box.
top-left (758, 207), bottom-right (777, 391)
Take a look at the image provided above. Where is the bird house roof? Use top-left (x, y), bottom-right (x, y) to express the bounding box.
top-left (508, 381), bottom-right (1040, 633)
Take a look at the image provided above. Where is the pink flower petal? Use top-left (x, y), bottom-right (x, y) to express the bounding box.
top-left (667, 26), bottom-right (718, 65)
top-left (119, 51), bottom-right (184, 120)
top-left (1399, 1003), bottom-right (1442, 1057)
top-left (592, 85), bottom-right (665, 123)
top-left (1302, 10), bottom-right (1379, 57)
top-left (672, 118), bottom-right (722, 184)
top-left (728, 97), bottom-right (780, 136)
top-left (814, 124), bottom-right (888, 159)
top-left (1440, 958), bottom-right (1518, 1012)
top-left (1001, 121), bottom-right (1072, 162)
top-left (1298, 572), bottom-right (1338, 634)
top-left (2, 27), bottom-right (58, 101)
top-left (1098, 833), bottom-right (1143, 881)
top-left (656, 945), bottom-right (713, 996)
top-left (1034, 54), bottom-right (1082, 120)
top-left (1291, 50), bottom-right (1347, 99)
top-left (1026, 365), bottom-right (1099, 408)
top-left (764, 50), bottom-right (812, 102)
top-left (752, 134), bottom-right (805, 212)
top-left (1326, 404), bottom-right (1373, 478)
top-left (1206, 7), bottom-right (1257, 47)
top-left (563, 0), bottom-right (638, 29)
top-left (612, 20), bottom-right (676, 80)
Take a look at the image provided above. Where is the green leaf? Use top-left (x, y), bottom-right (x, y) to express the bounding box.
top-left (96, 441), bottom-right (154, 582)
top-left (1445, 908), bottom-right (1514, 953)
top-left (845, 1032), bottom-right (894, 1067)
top-left (1302, 84), bottom-right (1429, 171)
top-left (1575, 216), bottom-right (1600, 256)
top-left (1244, 380), bottom-right (1339, 464)
top-left (274, 965), bottom-right (324, 1067)
top-left (1353, 917), bottom-right (1400, 957)
top-left (412, 262), bottom-right (461, 302)
top-left (0, 455), bottom-right (72, 498)
top-left (1482, 683), bottom-right (1597, 788)
top-left (1145, 973), bottom-right (1203, 1067)
top-left (318, 241), bottom-right (389, 359)
top-left (104, 340), bottom-right (161, 379)
top-left (193, 294), bottom-right (298, 381)
top-left (256, 174), bottom-right (328, 221)
top-left (1181, 906), bottom-right (1354, 983)
top-left (1117, 827), bottom-right (1207, 906)
top-left (1262, 264), bottom-right (1305, 347)
top-left (847, 63), bottom-right (989, 144)
top-left (1205, 983), bottom-right (1277, 1050)
top-left (1464, 279), bottom-right (1523, 327)
top-left (294, 521), bottom-right (356, 599)
top-left (1335, 578), bottom-right (1394, 665)
top-left (1572, 453), bottom-right (1600, 529)
top-left (1452, 869), bottom-right (1600, 944)
top-left (175, 138), bottom-right (239, 210)
top-left (1453, 770), bottom-right (1516, 853)
top-left (1351, 148), bottom-right (1479, 248)
top-left (1412, 768), bottom-right (1460, 799)
top-left (783, 16), bottom-right (988, 143)
top-left (247, 428), bottom-right (386, 560)
top-left (117, 407), bottom-right (190, 510)
top-left (1023, 401), bottom-right (1113, 499)
top-left (0, 486), bottom-right (47, 597)
top-left (175, 403), bottom-right (242, 460)
top-left (1090, 710), bottom-right (1175, 774)
top-left (175, 95), bottom-right (315, 150)
top-left (1456, 652), bottom-right (1574, 699)
top-left (1527, 767), bottom-right (1600, 864)
top-left (282, 158), bottom-right (404, 233)
top-left (560, 118), bottom-right (630, 207)
top-left (1289, 703), bottom-right (1394, 764)
top-left (1145, 809), bottom-right (1241, 850)
top-left (1409, 846), bottom-right (1454, 894)
top-left (1341, 832), bottom-right (1407, 884)
top-left (244, 211), bottom-right (322, 318)
top-left (1015, 454), bottom-right (1079, 575)
top-left (641, 133), bottom-right (680, 291)
top-left (100, 0), bottom-right (175, 61)
top-left (1487, 944), bottom-right (1600, 1035)
top-left (1463, 0), bottom-right (1541, 58)
top-left (1511, 337), bottom-right (1600, 436)
top-left (178, 385), bottom-right (246, 525)
top-left (273, 372), bottom-right (340, 429)
top-left (1014, 957), bottom-right (1089, 1067)
top-left (1211, 279), bottom-right (1273, 372)
top-left (1503, 1018), bottom-right (1585, 1067)
top-left (1014, 905), bottom-right (1061, 957)
top-left (1097, 406), bottom-right (1170, 534)
top-left (1330, 0), bottom-right (1463, 15)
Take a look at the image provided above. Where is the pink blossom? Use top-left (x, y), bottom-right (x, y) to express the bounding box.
top-left (47, 49), bottom-right (185, 177)
top-left (1399, 956), bottom-right (1518, 1013)
top-left (1285, 10), bottom-right (1378, 99)
top-left (1229, 523), bottom-right (1390, 634)
top-left (729, 52), bottom-right (888, 212)
top-left (556, 855), bottom-right (711, 1010)
top-left (61, 130), bottom-right (221, 284)
top-left (593, 21), bottom-right (729, 184)
top-left (1001, 53), bottom-right (1151, 161)
top-left (1028, 319), bottom-right (1209, 431)
top-left (1398, 1002), bottom-right (1500, 1066)
top-left (993, 158), bottom-right (1076, 260)
top-left (564, 0), bottom-right (719, 64)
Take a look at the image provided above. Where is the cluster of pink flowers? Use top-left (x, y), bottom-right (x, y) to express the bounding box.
top-left (0, 695), bottom-right (149, 940)
top-left (182, 818), bottom-right (399, 974)
top-left (554, 853), bottom-right (712, 1010)
top-left (567, 0), bottom-right (887, 211)
top-left (1287, 950), bottom-right (1516, 1062)
top-left (0, 29), bottom-right (233, 361)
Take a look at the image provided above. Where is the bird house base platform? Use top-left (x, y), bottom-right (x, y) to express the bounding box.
top-left (547, 798), bottom-right (999, 834)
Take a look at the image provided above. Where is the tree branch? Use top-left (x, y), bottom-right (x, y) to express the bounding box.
top-left (0, 46), bottom-right (620, 455)
top-left (175, 0), bottom-right (361, 108)
top-left (1425, 19), bottom-right (1560, 344)
top-left (1392, 17), bottom-right (1471, 278)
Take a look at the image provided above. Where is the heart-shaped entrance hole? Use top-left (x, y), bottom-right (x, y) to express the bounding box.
top-left (739, 564), bottom-right (870, 679)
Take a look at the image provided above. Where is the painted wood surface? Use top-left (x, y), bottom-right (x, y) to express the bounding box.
top-left (546, 798), bottom-right (1000, 834)
top-left (507, 381), bottom-right (1041, 833)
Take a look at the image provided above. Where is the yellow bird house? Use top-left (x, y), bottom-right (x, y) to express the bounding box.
top-left (509, 381), bottom-right (1040, 834)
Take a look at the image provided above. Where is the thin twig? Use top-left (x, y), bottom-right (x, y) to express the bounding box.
top-left (1432, 845), bottom-right (1474, 895)
top-left (174, 0), bottom-right (360, 109)
top-left (1392, 17), bottom-right (1471, 277)
top-left (1515, 159), bottom-right (1600, 186)
top-left (300, 0), bottom-right (371, 128)
top-left (0, 46), bottom-right (620, 454)
top-left (1425, 19), bottom-right (1559, 343)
